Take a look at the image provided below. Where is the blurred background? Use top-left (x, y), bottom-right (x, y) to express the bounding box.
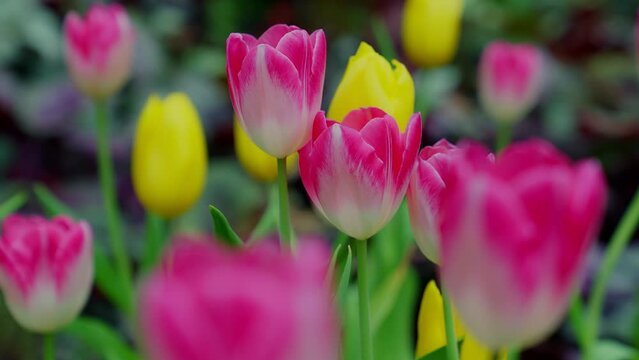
top-left (2, 0), bottom-right (639, 358)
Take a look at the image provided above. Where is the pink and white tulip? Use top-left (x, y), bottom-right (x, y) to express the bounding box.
top-left (64, 4), bottom-right (135, 100)
top-left (407, 139), bottom-right (494, 263)
top-left (138, 239), bottom-right (339, 360)
top-left (299, 108), bottom-right (422, 240)
top-left (0, 215), bottom-right (93, 332)
top-left (226, 24), bottom-right (326, 158)
top-left (478, 41), bottom-right (543, 124)
top-left (436, 140), bottom-right (606, 348)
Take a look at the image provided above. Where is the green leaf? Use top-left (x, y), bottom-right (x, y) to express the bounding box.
top-left (0, 191), bottom-right (28, 221)
top-left (371, 16), bottom-right (397, 61)
top-left (592, 340), bottom-right (637, 360)
top-left (63, 317), bottom-right (141, 360)
top-left (417, 341), bottom-right (464, 360)
top-left (328, 243), bottom-right (353, 307)
top-left (371, 259), bottom-right (409, 334)
top-left (248, 184), bottom-right (279, 244)
top-left (94, 244), bottom-right (130, 313)
top-left (209, 205), bottom-right (243, 247)
top-left (32, 183), bottom-right (77, 217)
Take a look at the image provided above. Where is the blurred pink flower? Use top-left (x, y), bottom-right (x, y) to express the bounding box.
top-left (437, 139), bottom-right (606, 348)
top-left (226, 24), bottom-right (326, 158)
top-left (299, 108), bottom-right (422, 240)
top-left (64, 4), bottom-right (135, 100)
top-left (478, 41), bottom-right (543, 124)
top-left (0, 215), bottom-right (93, 332)
top-left (407, 139), bottom-right (495, 263)
top-left (138, 239), bottom-right (339, 360)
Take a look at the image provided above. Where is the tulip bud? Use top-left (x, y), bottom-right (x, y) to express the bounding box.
top-left (226, 24), bottom-right (326, 158)
top-left (63, 4), bottom-right (135, 100)
top-left (299, 108), bottom-right (422, 240)
top-left (132, 93), bottom-right (208, 219)
top-left (478, 41), bottom-right (543, 124)
top-left (138, 239), bottom-right (339, 360)
top-left (436, 140), bottom-right (606, 348)
top-left (234, 117), bottom-right (297, 182)
top-left (328, 42), bottom-right (415, 131)
top-left (416, 281), bottom-right (505, 360)
top-left (401, 0), bottom-right (464, 68)
top-left (0, 215), bottom-right (93, 333)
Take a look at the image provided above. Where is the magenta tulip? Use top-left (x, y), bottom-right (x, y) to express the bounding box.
top-left (479, 41), bottom-right (543, 124)
top-left (299, 108), bottom-right (422, 240)
top-left (406, 139), bottom-right (494, 263)
top-left (0, 215), bottom-right (93, 332)
top-left (226, 24), bottom-right (326, 158)
top-left (138, 239), bottom-right (339, 360)
top-left (64, 3), bottom-right (135, 100)
top-left (436, 139), bottom-right (606, 348)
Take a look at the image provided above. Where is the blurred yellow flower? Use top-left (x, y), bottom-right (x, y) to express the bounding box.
top-left (234, 118), bottom-right (297, 182)
top-left (401, 0), bottom-right (464, 68)
top-left (327, 42), bottom-right (414, 131)
top-left (132, 93), bottom-right (208, 218)
top-left (416, 280), bottom-right (506, 360)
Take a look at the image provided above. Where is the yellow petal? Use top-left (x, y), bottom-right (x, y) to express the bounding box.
top-left (416, 281), bottom-right (465, 358)
top-left (234, 118), bottom-right (297, 182)
top-left (402, 0), bottom-right (464, 68)
top-left (328, 42), bottom-right (415, 131)
top-left (132, 92), bottom-right (208, 218)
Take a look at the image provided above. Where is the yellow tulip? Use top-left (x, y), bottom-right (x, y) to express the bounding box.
top-left (402, 0), bottom-right (464, 68)
top-left (327, 42), bottom-right (414, 131)
top-left (132, 93), bottom-right (208, 218)
top-left (234, 118), bottom-right (297, 182)
top-left (416, 280), bottom-right (506, 360)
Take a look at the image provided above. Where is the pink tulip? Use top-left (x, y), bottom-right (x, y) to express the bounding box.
top-left (226, 24), bottom-right (326, 158)
top-left (407, 139), bottom-right (494, 263)
top-left (299, 108), bottom-right (422, 240)
top-left (0, 215), bottom-right (93, 332)
top-left (479, 41), bottom-right (543, 124)
top-left (436, 139), bottom-right (606, 348)
top-left (138, 239), bottom-right (339, 360)
top-left (64, 4), bottom-right (135, 100)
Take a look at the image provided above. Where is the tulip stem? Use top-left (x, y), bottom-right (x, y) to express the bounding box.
top-left (142, 212), bottom-right (167, 272)
top-left (442, 287), bottom-right (459, 360)
top-left (584, 186), bottom-right (639, 359)
top-left (95, 101), bottom-right (133, 313)
top-left (277, 157), bottom-right (294, 250)
top-left (43, 333), bottom-right (54, 360)
top-left (495, 122), bottom-right (512, 152)
top-left (356, 240), bottom-right (373, 360)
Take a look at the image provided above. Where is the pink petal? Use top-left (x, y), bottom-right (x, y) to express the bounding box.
top-left (275, 29), bottom-right (310, 80)
top-left (341, 107), bottom-right (387, 130)
top-left (258, 24), bottom-right (300, 46)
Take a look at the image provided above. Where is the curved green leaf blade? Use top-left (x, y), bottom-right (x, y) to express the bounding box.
top-left (209, 205), bottom-right (243, 247)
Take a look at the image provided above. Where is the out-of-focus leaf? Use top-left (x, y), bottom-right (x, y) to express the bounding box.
top-left (63, 317), bottom-right (141, 360)
top-left (371, 17), bottom-right (397, 61)
top-left (371, 259), bottom-right (410, 333)
top-left (371, 201), bottom-right (412, 289)
top-left (209, 205), bottom-right (243, 247)
top-left (94, 244), bottom-right (130, 313)
top-left (0, 191), bottom-right (28, 221)
top-left (33, 183), bottom-right (78, 218)
top-left (248, 184), bottom-right (278, 244)
top-left (592, 340), bottom-right (637, 360)
top-left (373, 268), bottom-right (419, 360)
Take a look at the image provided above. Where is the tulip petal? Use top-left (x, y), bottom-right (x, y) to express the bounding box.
top-left (258, 24), bottom-right (300, 46)
top-left (276, 29), bottom-right (310, 80)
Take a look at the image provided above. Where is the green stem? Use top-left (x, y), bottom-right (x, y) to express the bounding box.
top-left (142, 212), bottom-right (167, 272)
top-left (357, 240), bottom-right (373, 360)
top-left (95, 101), bottom-right (133, 313)
top-left (43, 333), bottom-right (54, 360)
top-left (248, 183), bottom-right (279, 244)
top-left (508, 346), bottom-right (520, 360)
top-left (442, 288), bottom-right (459, 360)
top-left (495, 122), bottom-right (512, 153)
top-left (584, 187), bottom-right (639, 359)
top-left (276, 157), bottom-right (294, 250)
top-left (569, 294), bottom-right (585, 349)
